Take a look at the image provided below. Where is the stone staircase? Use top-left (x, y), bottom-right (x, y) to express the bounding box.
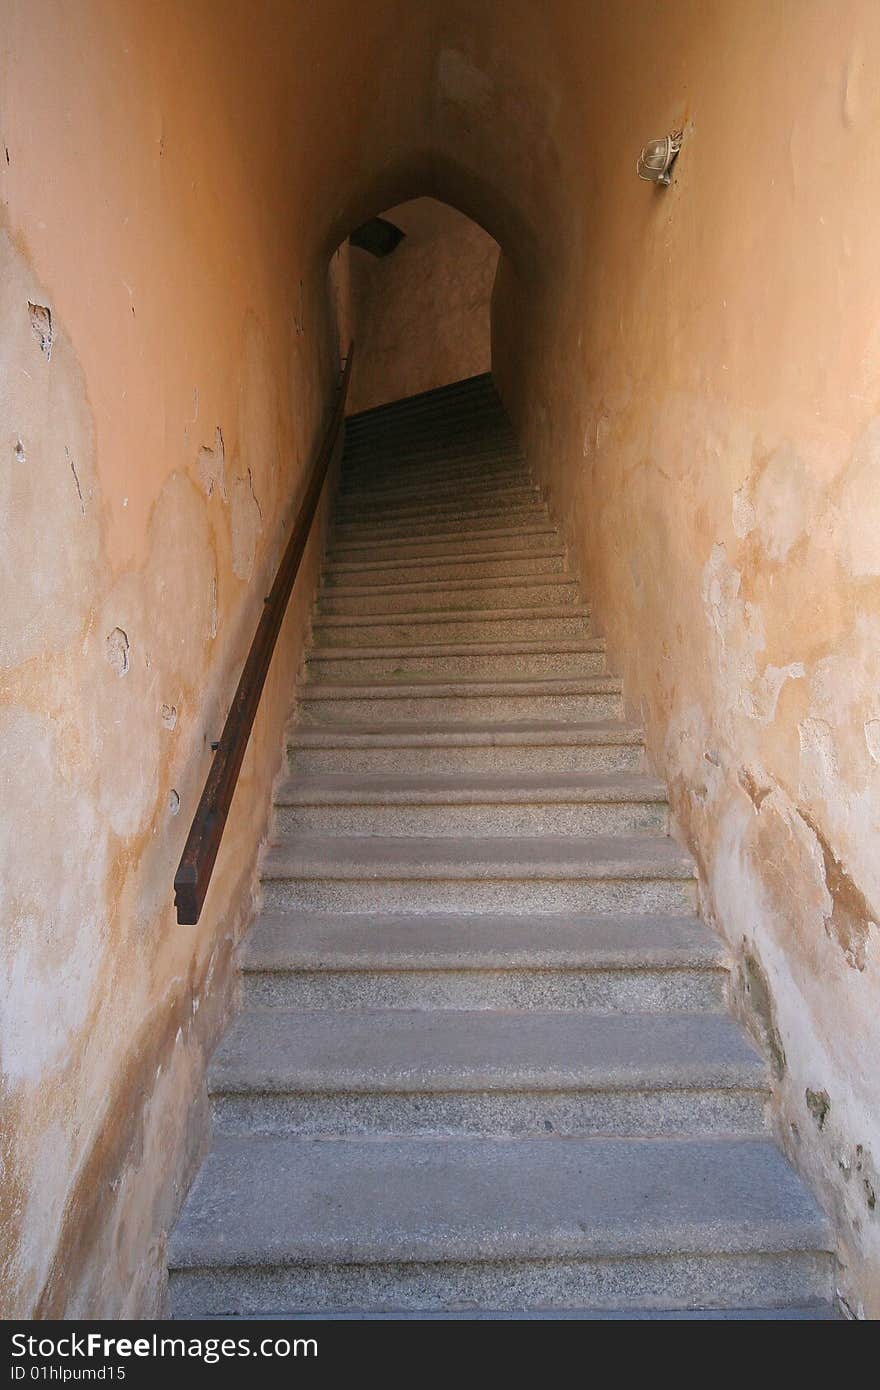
top-left (168, 373), bottom-right (836, 1319)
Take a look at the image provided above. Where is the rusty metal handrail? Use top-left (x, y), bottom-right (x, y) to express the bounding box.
top-left (173, 348), bottom-right (354, 924)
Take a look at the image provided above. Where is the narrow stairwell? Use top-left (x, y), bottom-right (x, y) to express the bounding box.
top-left (168, 374), bottom-right (836, 1319)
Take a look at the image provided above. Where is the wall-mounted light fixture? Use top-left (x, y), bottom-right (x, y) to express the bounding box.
top-left (636, 132), bottom-right (683, 186)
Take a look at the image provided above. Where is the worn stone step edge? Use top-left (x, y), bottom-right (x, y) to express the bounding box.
top-left (332, 511), bottom-right (551, 542)
top-left (307, 639), bottom-right (602, 662)
top-left (313, 604), bottom-right (590, 630)
top-left (303, 646), bottom-right (605, 676)
top-left (335, 490), bottom-right (542, 523)
top-left (207, 1009), bottom-right (766, 1095)
top-left (345, 413), bottom-right (510, 446)
top-left (319, 574), bottom-right (579, 603)
top-left (240, 967), bottom-right (728, 1017)
top-left (343, 421), bottom-right (516, 448)
top-left (167, 1134), bottom-right (833, 1268)
top-left (308, 619), bottom-right (593, 652)
top-left (273, 771), bottom-right (665, 809)
top-left (261, 833), bottom-right (696, 882)
top-left (328, 538), bottom-right (564, 564)
top-left (180, 1305), bottom-right (840, 1320)
top-left (240, 912), bottom-right (725, 972)
top-left (321, 564), bottom-right (568, 592)
top-left (333, 501), bottom-right (549, 530)
top-left (317, 595), bottom-right (584, 621)
top-left (340, 467), bottom-right (532, 500)
top-left (324, 549), bottom-right (565, 577)
top-left (346, 400), bottom-right (504, 438)
top-left (346, 410), bottom-right (510, 444)
top-left (169, 1254), bottom-right (834, 1319)
top-left (329, 523), bottom-right (559, 557)
top-left (297, 676), bottom-right (623, 703)
top-left (286, 718), bottom-right (641, 750)
top-left (344, 455), bottom-right (524, 483)
top-left (338, 472), bottom-right (536, 501)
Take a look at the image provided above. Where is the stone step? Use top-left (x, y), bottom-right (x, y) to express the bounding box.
top-left (339, 462), bottom-right (530, 500)
top-left (260, 832), bottom-right (697, 915)
top-left (318, 575), bottom-right (581, 616)
top-left (185, 1304), bottom-right (840, 1320)
top-left (311, 607), bottom-right (591, 648)
top-left (273, 771), bottom-right (666, 837)
top-left (344, 394), bottom-right (510, 429)
top-left (167, 375), bottom-right (838, 1322)
top-left (329, 522), bottom-right (561, 560)
top-left (339, 464), bottom-right (533, 499)
top-left (346, 406), bottom-right (510, 442)
top-left (305, 638), bottom-right (605, 681)
top-left (208, 1011), bottom-right (768, 1139)
top-left (167, 1135), bottom-right (834, 1317)
top-left (286, 718), bottom-right (642, 774)
top-left (341, 433), bottom-right (522, 472)
top-left (296, 675), bottom-right (623, 724)
top-left (208, 1007), bottom-right (767, 1138)
top-left (345, 411), bottom-right (513, 450)
top-left (333, 506), bottom-right (550, 544)
top-left (343, 442), bottom-right (522, 481)
top-left (323, 548), bottom-right (567, 586)
top-left (336, 485), bottom-right (542, 525)
top-left (240, 911), bottom-right (728, 1011)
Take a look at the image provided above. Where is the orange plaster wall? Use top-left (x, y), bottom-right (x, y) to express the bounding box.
top-left (347, 198), bottom-right (498, 413)
top-left (0, 0), bottom-right (361, 1316)
top-left (482, 0), bottom-right (880, 1317)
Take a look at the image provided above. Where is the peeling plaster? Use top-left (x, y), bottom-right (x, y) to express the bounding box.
top-left (105, 627), bottom-right (130, 678)
top-left (796, 808), bottom-right (878, 971)
top-left (701, 542), bottom-right (805, 727)
top-left (738, 944), bottom-right (787, 1078)
top-left (1, 233), bottom-right (102, 670)
top-left (197, 426), bottom-right (226, 500)
top-left (27, 301), bottom-right (52, 359)
top-left (0, 710), bottom-right (109, 1087)
top-left (750, 443), bottom-right (823, 563)
top-left (230, 469), bottom-right (263, 581)
top-left (798, 716), bottom-right (838, 791)
top-left (67, 448), bottom-right (86, 514)
top-left (732, 484), bottom-right (756, 539)
top-left (806, 1088), bottom-right (831, 1131)
top-left (837, 419), bottom-right (880, 578)
top-left (738, 767), bottom-right (771, 812)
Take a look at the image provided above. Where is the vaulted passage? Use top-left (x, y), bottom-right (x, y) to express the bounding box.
top-left (4, 1), bottom-right (880, 1323)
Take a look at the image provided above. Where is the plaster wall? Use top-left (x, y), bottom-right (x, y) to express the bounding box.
top-left (480, 0), bottom-right (880, 1317)
top-left (0, 0), bottom-right (365, 1317)
top-left (347, 198), bottom-right (498, 414)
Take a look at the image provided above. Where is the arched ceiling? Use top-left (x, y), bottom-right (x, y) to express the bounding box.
top-left (221, 0), bottom-right (574, 285)
top-left (319, 149), bottom-right (545, 282)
